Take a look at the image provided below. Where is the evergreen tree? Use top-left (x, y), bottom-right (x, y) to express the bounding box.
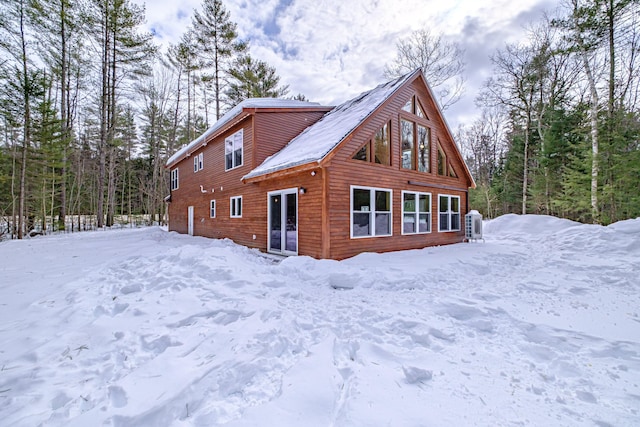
top-left (86, 0), bottom-right (156, 227)
top-left (226, 55), bottom-right (289, 106)
top-left (192, 0), bottom-right (245, 120)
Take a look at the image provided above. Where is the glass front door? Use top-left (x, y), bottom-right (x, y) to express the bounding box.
top-left (268, 189), bottom-right (297, 255)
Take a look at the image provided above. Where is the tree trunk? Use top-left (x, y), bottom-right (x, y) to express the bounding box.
top-left (581, 51), bottom-right (600, 223)
top-left (18, 0), bottom-right (31, 239)
top-left (97, 4), bottom-right (109, 228)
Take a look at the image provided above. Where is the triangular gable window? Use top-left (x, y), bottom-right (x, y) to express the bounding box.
top-left (402, 98), bottom-right (412, 113)
top-left (415, 100), bottom-right (427, 119)
top-left (352, 142), bottom-right (371, 162)
top-left (448, 163), bottom-right (457, 178)
top-left (402, 95), bottom-right (428, 119)
top-left (352, 121), bottom-right (391, 166)
top-left (437, 142), bottom-right (447, 176)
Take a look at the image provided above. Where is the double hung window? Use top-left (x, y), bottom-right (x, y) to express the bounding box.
top-left (194, 153), bottom-right (203, 172)
top-left (170, 168), bottom-right (179, 190)
top-left (230, 196), bottom-right (242, 218)
top-left (225, 129), bottom-right (243, 170)
top-left (351, 186), bottom-right (392, 238)
top-left (402, 191), bottom-right (431, 234)
top-left (438, 195), bottom-right (460, 232)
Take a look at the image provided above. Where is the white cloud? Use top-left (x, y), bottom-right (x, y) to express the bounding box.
top-left (133, 0), bottom-right (556, 127)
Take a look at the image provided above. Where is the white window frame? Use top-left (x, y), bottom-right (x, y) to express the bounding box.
top-left (350, 185), bottom-right (392, 238)
top-left (210, 199), bottom-right (216, 218)
top-left (438, 195), bottom-right (461, 232)
top-left (225, 129), bottom-right (244, 171)
top-left (170, 168), bottom-right (179, 190)
top-left (402, 191), bottom-right (431, 235)
top-left (230, 196), bottom-right (242, 218)
top-left (193, 152), bottom-right (204, 172)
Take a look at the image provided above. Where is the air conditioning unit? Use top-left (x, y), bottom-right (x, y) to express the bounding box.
top-left (465, 210), bottom-right (484, 241)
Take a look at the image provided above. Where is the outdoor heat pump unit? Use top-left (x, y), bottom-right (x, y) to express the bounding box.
top-left (465, 210), bottom-right (484, 241)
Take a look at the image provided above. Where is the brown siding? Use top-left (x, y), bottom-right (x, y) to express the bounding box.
top-left (253, 111), bottom-right (328, 167)
top-left (324, 77), bottom-right (471, 260)
top-left (168, 74), bottom-right (473, 260)
top-left (168, 112), bottom-right (326, 258)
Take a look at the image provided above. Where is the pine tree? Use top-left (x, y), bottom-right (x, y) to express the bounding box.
top-left (192, 0), bottom-right (245, 120)
top-left (226, 55), bottom-right (289, 106)
top-left (87, 0), bottom-right (155, 227)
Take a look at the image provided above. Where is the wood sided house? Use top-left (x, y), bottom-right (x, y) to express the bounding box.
top-left (165, 69), bottom-right (475, 260)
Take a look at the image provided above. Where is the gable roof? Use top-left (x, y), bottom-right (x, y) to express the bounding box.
top-left (166, 98), bottom-right (325, 168)
top-left (242, 69), bottom-right (421, 181)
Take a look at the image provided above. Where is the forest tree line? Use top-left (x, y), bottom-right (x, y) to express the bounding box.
top-left (0, 0), bottom-right (288, 238)
top-left (1, 0), bottom-right (638, 240)
top-left (456, 0), bottom-right (639, 224)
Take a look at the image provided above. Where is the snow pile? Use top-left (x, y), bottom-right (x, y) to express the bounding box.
top-left (1, 215), bottom-right (639, 426)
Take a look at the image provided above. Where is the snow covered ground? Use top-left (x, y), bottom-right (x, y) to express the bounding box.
top-left (1, 214), bottom-right (639, 426)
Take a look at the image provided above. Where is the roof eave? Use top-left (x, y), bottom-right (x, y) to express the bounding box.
top-left (242, 161), bottom-right (319, 184)
top-left (165, 111), bottom-right (252, 169)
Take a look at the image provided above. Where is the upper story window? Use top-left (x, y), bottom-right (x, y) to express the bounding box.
top-left (437, 140), bottom-right (457, 177)
top-left (170, 168), bottom-right (179, 190)
top-left (225, 129), bottom-right (243, 171)
top-left (402, 95), bottom-right (427, 119)
top-left (194, 153), bottom-right (203, 173)
top-left (352, 121), bottom-right (391, 166)
top-left (401, 95), bottom-right (430, 172)
top-left (401, 120), bottom-right (430, 172)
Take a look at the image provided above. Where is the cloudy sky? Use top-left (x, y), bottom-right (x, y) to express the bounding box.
top-left (133, 0), bottom-right (558, 129)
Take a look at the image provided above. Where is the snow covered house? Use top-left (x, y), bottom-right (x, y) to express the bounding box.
top-left (165, 69), bottom-right (475, 259)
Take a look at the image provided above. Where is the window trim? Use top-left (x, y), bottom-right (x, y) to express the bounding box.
top-left (170, 168), bottom-right (179, 190)
top-left (230, 196), bottom-right (242, 218)
top-left (350, 185), bottom-right (393, 239)
top-left (210, 199), bottom-right (216, 218)
top-left (193, 153), bottom-right (204, 173)
top-left (225, 129), bottom-right (244, 171)
top-left (438, 194), bottom-right (461, 232)
top-left (401, 191), bottom-right (432, 235)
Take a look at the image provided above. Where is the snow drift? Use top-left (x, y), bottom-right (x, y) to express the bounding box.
top-left (0, 215), bottom-right (638, 426)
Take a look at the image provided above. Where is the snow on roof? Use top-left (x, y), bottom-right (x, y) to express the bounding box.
top-left (166, 98), bottom-right (323, 167)
top-left (243, 69), bottom-right (420, 180)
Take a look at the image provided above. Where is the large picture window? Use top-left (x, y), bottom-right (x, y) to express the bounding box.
top-left (401, 95), bottom-right (430, 172)
top-left (170, 168), bottom-right (179, 190)
top-left (438, 195), bottom-right (460, 232)
top-left (351, 186), bottom-right (392, 238)
top-left (402, 191), bottom-right (431, 234)
top-left (225, 129), bottom-right (243, 170)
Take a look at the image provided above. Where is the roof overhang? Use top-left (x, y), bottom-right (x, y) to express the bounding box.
top-left (242, 161), bottom-right (320, 184)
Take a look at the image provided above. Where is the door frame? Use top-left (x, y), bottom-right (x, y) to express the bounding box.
top-left (267, 188), bottom-right (298, 256)
top-left (187, 205), bottom-right (194, 236)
